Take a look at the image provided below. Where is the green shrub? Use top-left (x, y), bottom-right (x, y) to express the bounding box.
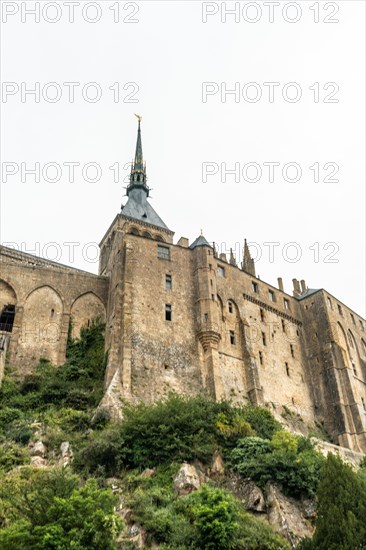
top-left (230, 431), bottom-right (325, 498)
top-left (0, 468), bottom-right (123, 549)
top-left (0, 441), bottom-right (30, 473)
top-left (183, 485), bottom-right (239, 550)
top-left (240, 406), bottom-right (281, 440)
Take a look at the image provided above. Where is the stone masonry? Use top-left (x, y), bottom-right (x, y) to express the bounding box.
top-left (1, 119), bottom-right (365, 452)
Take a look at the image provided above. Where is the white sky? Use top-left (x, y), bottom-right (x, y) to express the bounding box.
top-left (1, 0), bottom-right (365, 317)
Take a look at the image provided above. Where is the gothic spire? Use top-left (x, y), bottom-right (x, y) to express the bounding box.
top-left (241, 239), bottom-right (256, 276)
top-left (127, 114), bottom-right (148, 196)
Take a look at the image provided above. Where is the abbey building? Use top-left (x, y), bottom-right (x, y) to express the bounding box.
top-left (1, 120), bottom-right (366, 453)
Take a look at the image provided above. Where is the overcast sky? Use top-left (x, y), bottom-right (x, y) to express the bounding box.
top-left (1, 0), bottom-right (365, 317)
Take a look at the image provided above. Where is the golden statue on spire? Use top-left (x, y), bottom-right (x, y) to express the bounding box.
top-left (134, 113), bottom-right (142, 123)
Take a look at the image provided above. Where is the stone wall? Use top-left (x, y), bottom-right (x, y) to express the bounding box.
top-left (0, 246), bottom-right (108, 374)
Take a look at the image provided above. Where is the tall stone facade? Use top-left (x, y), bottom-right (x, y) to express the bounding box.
top-left (1, 120), bottom-right (366, 453)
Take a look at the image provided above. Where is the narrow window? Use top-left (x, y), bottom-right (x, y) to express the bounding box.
top-left (360, 320), bottom-right (364, 331)
top-left (352, 363), bottom-right (357, 376)
top-left (211, 294), bottom-right (215, 301)
top-left (284, 298), bottom-right (290, 310)
top-left (337, 304), bottom-right (343, 316)
top-left (158, 245), bottom-right (170, 260)
top-left (229, 330), bottom-right (235, 345)
top-left (259, 351), bottom-right (263, 365)
top-left (165, 274), bottom-right (172, 290)
top-left (348, 332), bottom-right (354, 348)
top-left (292, 397), bottom-right (295, 405)
top-left (218, 266), bottom-right (225, 277)
top-left (290, 344), bottom-right (294, 358)
top-left (362, 397), bottom-right (366, 411)
top-left (281, 319), bottom-right (285, 333)
top-left (262, 331), bottom-right (266, 346)
top-left (327, 297), bottom-right (332, 309)
top-left (350, 313), bottom-right (355, 325)
top-left (210, 279), bottom-right (213, 286)
top-left (50, 308), bottom-right (55, 318)
top-left (285, 362), bottom-right (290, 377)
top-left (268, 289), bottom-right (276, 302)
top-left (260, 308), bottom-right (265, 322)
top-left (228, 301), bottom-right (233, 313)
top-left (165, 304), bottom-right (172, 321)
top-left (251, 281), bottom-right (258, 293)
top-left (204, 313), bottom-right (209, 322)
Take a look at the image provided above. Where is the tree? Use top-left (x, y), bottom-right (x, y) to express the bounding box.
top-left (311, 454), bottom-right (366, 550)
top-left (0, 468), bottom-right (123, 549)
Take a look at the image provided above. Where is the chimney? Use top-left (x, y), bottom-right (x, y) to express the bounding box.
top-left (277, 277), bottom-right (284, 292)
top-left (300, 280), bottom-right (307, 293)
top-left (292, 278), bottom-right (301, 296)
top-left (177, 237), bottom-right (189, 248)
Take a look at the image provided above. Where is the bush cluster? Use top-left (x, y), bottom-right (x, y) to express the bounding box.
top-left (230, 430), bottom-right (325, 498)
top-left (74, 394), bottom-right (282, 476)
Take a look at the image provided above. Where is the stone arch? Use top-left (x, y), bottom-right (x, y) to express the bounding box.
top-left (19, 285), bottom-right (64, 366)
top-left (361, 338), bottom-right (366, 357)
top-left (142, 231), bottom-right (153, 239)
top-left (155, 235), bottom-right (166, 242)
top-left (70, 292), bottom-right (106, 339)
top-left (0, 279), bottom-right (17, 333)
top-left (128, 227), bottom-right (140, 236)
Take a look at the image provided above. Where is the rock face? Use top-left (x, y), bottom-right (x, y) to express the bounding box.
top-left (173, 463), bottom-right (206, 496)
top-left (30, 441), bottom-right (47, 458)
top-left (210, 451), bottom-right (225, 477)
top-left (266, 484), bottom-right (314, 547)
top-left (225, 473), bottom-right (266, 513)
top-left (58, 441), bottom-right (73, 467)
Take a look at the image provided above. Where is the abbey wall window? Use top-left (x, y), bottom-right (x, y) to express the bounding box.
top-left (260, 308), bottom-right (265, 322)
top-left (350, 313), bottom-right (355, 325)
top-left (327, 297), bottom-right (332, 309)
top-left (284, 298), bottom-right (290, 310)
top-left (228, 301), bottom-right (233, 313)
top-left (158, 245), bottom-right (170, 260)
top-left (165, 274), bottom-right (172, 290)
top-left (218, 266), bottom-right (225, 277)
top-left (165, 304), bottom-right (172, 321)
top-left (252, 281), bottom-right (259, 293)
top-left (262, 331), bottom-right (266, 346)
top-left (268, 289), bottom-right (276, 302)
top-left (337, 304), bottom-right (343, 316)
top-left (285, 362), bottom-right (290, 376)
top-left (229, 330), bottom-right (235, 345)
top-left (259, 351), bottom-right (263, 365)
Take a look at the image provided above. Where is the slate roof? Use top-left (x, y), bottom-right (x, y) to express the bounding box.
top-left (189, 235), bottom-right (211, 249)
top-left (294, 288), bottom-right (321, 300)
top-left (121, 188), bottom-right (171, 231)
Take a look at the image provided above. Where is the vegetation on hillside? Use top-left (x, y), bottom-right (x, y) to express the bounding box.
top-left (0, 320), bottom-right (366, 548)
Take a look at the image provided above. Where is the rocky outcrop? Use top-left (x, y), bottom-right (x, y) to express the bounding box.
top-left (58, 441), bottom-right (73, 467)
top-left (266, 485), bottom-right (314, 547)
top-left (225, 472), bottom-right (266, 512)
top-left (173, 463), bottom-right (207, 496)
